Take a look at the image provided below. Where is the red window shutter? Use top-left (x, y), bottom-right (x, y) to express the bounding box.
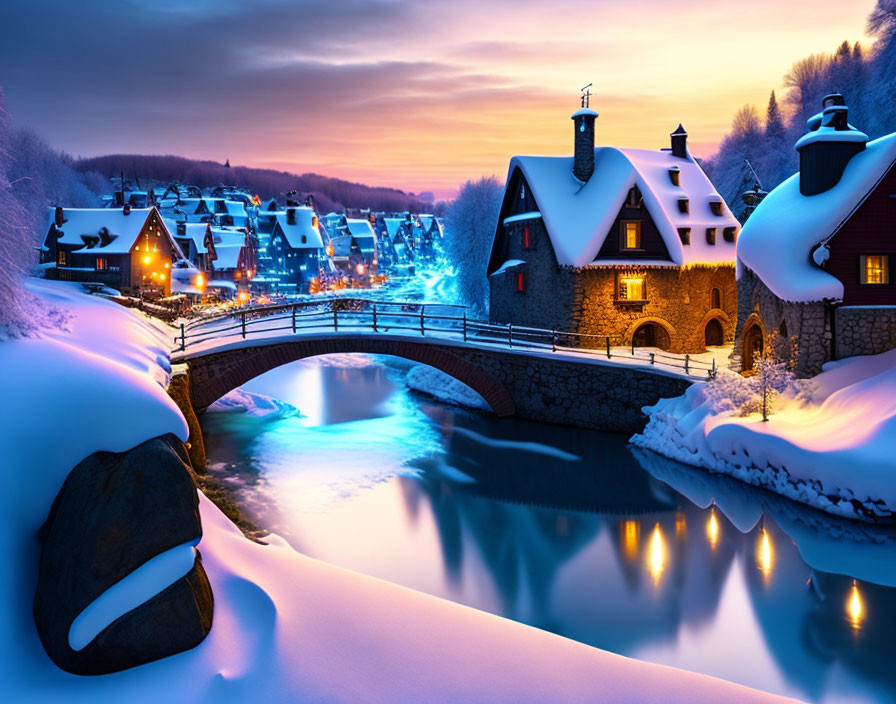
top-left (516, 272), bottom-right (525, 291)
top-left (523, 226), bottom-right (530, 249)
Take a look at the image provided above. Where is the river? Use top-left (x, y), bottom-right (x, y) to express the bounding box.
top-left (200, 353), bottom-right (896, 704)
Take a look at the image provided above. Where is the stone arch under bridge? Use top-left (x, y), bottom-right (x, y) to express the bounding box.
top-left (184, 336), bottom-right (517, 416)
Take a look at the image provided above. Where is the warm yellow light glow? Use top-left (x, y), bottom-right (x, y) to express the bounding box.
top-left (647, 523), bottom-right (666, 586)
top-left (143, 255), bottom-right (151, 265)
top-left (675, 511), bottom-right (686, 540)
top-left (195, 273), bottom-right (205, 288)
top-left (706, 508), bottom-right (720, 550)
top-left (847, 580), bottom-right (864, 631)
top-left (757, 528), bottom-right (774, 580)
top-left (238, 291), bottom-right (249, 303)
top-left (164, 262), bottom-right (170, 268)
top-left (326, 244), bottom-right (335, 257)
top-left (356, 263), bottom-right (367, 275)
top-left (621, 520), bottom-right (639, 563)
top-left (159, 273), bottom-right (165, 281)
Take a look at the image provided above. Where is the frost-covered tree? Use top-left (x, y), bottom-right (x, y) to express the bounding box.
top-left (443, 175), bottom-right (502, 318)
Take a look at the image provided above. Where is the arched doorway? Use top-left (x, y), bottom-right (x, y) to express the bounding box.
top-left (632, 322), bottom-right (671, 350)
top-left (742, 323), bottom-right (764, 373)
top-left (704, 318), bottom-right (724, 346)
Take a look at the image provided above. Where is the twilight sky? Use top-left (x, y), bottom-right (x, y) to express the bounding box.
top-left (0, 0), bottom-right (877, 198)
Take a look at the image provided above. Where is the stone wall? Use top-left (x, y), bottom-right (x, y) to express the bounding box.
top-left (733, 267), bottom-right (831, 377)
top-left (572, 264), bottom-right (737, 353)
top-left (835, 306), bottom-right (896, 358)
top-left (489, 217), bottom-right (737, 355)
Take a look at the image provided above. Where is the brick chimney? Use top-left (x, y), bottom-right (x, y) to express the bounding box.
top-left (572, 107), bottom-right (598, 182)
top-left (670, 124), bottom-right (688, 159)
top-left (796, 93), bottom-right (868, 196)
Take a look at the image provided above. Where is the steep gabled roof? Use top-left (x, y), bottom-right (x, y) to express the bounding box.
top-left (501, 148), bottom-right (738, 269)
top-left (211, 243), bottom-right (244, 270)
top-left (346, 218), bottom-right (375, 239)
top-left (165, 220), bottom-right (211, 254)
top-left (384, 217), bottom-right (406, 238)
top-left (272, 207), bottom-right (324, 249)
top-left (738, 133), bottom-right (896, 303)
top-left (46, 207), bottom-right (162, 254)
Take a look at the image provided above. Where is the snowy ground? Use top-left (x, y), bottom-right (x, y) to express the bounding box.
top-left (632, 349), bottom-right (896, 522)
top-left (0, 278), bottom-right (797, 702)
top-left (405, 364), bottom-right (492, 411)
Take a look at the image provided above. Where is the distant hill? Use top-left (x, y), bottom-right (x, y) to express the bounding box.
top-left (73, 154), bottom-right (442, 214)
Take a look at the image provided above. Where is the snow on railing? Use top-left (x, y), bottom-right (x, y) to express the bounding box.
top-left (174, 300), bottom-right (717, 379)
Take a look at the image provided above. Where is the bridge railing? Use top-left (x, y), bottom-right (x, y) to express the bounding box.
top-left (175, 304), bottom-right (718, 379)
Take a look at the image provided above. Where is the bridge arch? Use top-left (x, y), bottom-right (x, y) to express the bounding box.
top-left (184, 336), bottom-right (517, 417)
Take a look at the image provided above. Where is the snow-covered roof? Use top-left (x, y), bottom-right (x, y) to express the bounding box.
top-left (212, 244), bottom-right (243, 270)
top-left (384, 218), bottom-right (406, 238)
top-left (169, 221), bottom-right (210, 254)
top-left (209, 226), bottom-right (246, 247)
top-left (346, 219), bottom-right (375, 238)
top-left (272, 208), bottom-right (324, 249)
top-left (46, 207), bottom-right (162, 254)
top-left (738, 132), bottom-right (896, 302)
top-left (506, 147), bottom-right (739, 268)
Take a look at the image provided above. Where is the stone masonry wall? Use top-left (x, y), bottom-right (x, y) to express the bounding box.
top-left (733, 267), bottom-right (831, 377)
top-left (835, 306), bottom-right (896, 358)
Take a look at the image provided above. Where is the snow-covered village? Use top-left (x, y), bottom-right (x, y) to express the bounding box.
top-left (3, 0), bottom-right (896, 702)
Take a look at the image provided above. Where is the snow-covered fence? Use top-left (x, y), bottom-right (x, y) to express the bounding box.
top-left (175, 298), bottom-right (718, 379)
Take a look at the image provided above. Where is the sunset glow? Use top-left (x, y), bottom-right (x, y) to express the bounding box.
top-left (0, 0), bottom-right (877, 197)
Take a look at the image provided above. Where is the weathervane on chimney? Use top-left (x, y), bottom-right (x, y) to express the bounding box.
top-left (580, 83), bottom-right (593, 109)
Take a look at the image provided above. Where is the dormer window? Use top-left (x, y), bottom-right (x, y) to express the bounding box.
top-left (709, 200), bottom-right (724, 216)
top-left (723, 226), bottom-right (737, 243)
top-left (678, 227), bottom-right (691, 245)
top-left (668, 168), bottom-right (681, 187)
top-left (620, 221), bottom-right (642, 250)
top-left (706, 228), bottom-right (717, 245)
top-left (678, 198), bottom-right (689, 214)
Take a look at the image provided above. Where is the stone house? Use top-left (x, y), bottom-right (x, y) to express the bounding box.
top-left (487, 103), bottom-right (740, 353)
top-left (734, 94), bottom-right (896, 377)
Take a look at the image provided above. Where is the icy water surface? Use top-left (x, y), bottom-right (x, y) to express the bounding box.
top-left (200, 354), bottom-right (896, 704)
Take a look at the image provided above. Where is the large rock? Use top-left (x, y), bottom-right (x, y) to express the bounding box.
top-left (34, 434), bottom-right (213, 675)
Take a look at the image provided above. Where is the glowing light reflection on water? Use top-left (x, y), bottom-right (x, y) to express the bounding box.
top-left (201, 354), bottom-right (896, 704)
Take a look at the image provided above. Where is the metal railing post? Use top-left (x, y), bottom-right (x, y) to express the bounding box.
top-left (179, 323), bottom-right (186, 351)
top-left (420, 305), bottom-right (425, 336)
top-left (685, 354), bottom-right (690, 375)
top-left (631, 338), bottom-right (635, 356)
top-left (241, 312), bottom-right (246, 339)
top-left (462, 312), bottom-right (467, 342)
top-left (606, 336), bottom-right (611, 358)
top-left (551, 329), bottom-right (556, 352)
top-left (373, 304), bottom-right (378, 332)
top-left (333, 307), bottom-right (338, 331)
top-left (291, 306), bottom-right (296, 333)
top-left (650, 352), bottom-right (655, 365)
top-left (508, 323), bottom-right (513, 348)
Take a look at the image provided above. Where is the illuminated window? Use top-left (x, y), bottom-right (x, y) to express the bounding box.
top-left (515, 272), bottom-right (525, 292)
top-left (56, 250), bottom-right (67, 266)
top-left (618, 275), bottom-right (645, 301)
top-left (860, 255), bottom-right (890, 284)
top-left (621, 221), bottom-right (641, 250)
top-left (522, 226), bottom-right (531, 249)
top-left (95, 257), bottom-right (107, 270)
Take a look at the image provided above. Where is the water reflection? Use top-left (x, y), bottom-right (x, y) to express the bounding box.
top-left (201, 355), bottom-right (896, 703)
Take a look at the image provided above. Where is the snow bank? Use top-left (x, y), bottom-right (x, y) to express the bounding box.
top-left (405, 364), bottom-right (492, 411)
top-left (0, 278), bottom-right (791, 702)
top-left (632, 348), bottom-right (896, 521)
top-left (207, 388), bottom-right (300, 419)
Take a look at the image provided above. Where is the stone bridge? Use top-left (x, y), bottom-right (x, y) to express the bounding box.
top-left (179, 334), bottom-right (693, 433)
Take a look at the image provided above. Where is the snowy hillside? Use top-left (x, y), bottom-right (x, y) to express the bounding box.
top-left (632, 349), bottom-right (896, 521)
top-left (0, 279), bottom-right (793, 702)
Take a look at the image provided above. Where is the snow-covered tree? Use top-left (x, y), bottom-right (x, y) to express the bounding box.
top-left (443, 175), bottom-right (502, 318)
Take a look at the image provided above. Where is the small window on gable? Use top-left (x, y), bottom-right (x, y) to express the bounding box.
top-left (627, 187), bottom-right (642, 207)
top-left (860, 254), bottom-right (890, 284)
top-left (678, 198), bottom-right (689, 214)
top-left (522, 226), bottom-right (531, 250)
top-left (668, 168), bottom-right (681, 187)
top-left (95, 257), bottom-right (107, 271)
top-left (711, 287), bottom-right (721, 309)
top-left (723, 226), bottom-right (737, 243)
top-left (678, 227), bottom-right (691, 245)
top-left (301, 235), bottom-right (307, 244)
top-left (57, 250), bottom-right (67, 266)
top-left (515, 271), bottom-right (526, 292)
top-left (709, 200), bottom-right (724, 216)
top-left (621, 221), bottom-right (642, 250)
top-left (706, 228), bottom-right (717, 245)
